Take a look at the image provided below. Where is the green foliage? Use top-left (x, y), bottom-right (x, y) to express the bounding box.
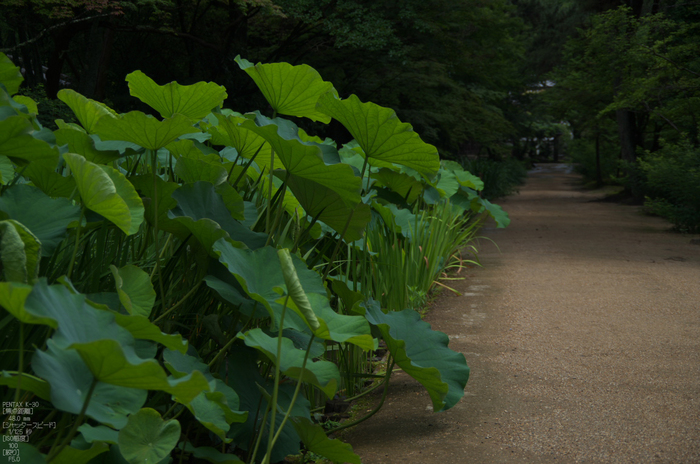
top-left (566, 138), bottom-right (618, 184)
top-left (638, 140), bottom-right (700, 233)
top-left (0, 53), bottom-right (509, 463)
top-left (460, 157), bottom-right (527, 200)
top-left (550, 4), bottom-right (700, 230)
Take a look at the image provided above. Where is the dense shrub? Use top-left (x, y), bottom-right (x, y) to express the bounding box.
top-left (638, 140), bottom-right (700, 233)
top-left (460, 157), bottom-right (527, 200)
top-left (567, 137), bottom-right (618, 185)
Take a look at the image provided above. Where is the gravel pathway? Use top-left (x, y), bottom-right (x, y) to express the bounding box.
top-left (345, 164), bottom-right (700, 463)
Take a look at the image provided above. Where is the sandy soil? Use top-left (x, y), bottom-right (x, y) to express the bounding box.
top-left (344, 164), bottom-right (700, 463)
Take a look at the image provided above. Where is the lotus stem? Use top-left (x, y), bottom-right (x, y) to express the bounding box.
top-left (262, 294), bottom-right (288, 464)
top-left (66, 207), bottom-right (85, 280)
top-left (325, 356), bottom-right (396, 435)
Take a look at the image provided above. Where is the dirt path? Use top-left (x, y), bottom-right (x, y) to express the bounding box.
top-left (345, 164), bottom-right (700, 463)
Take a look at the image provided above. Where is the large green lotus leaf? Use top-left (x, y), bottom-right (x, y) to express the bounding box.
top-left (33, 340), bottom-right (147, 429)
top-left (292, 417), bottom-right (361, 464)
top-left (23, 162), bottom-right (76, 198)
top-left (170, 180), bottom-right (245, 222)
top-left (2, 443), bottom-right (45, 464)
top-left (167, 138), bottom-right (228, 186)
top-left (284, 293), bottom-right (373, 350)
top-left (371, 168), bottom-right (424, 204)
top-left (330, 279), bottom-right (367, 316)
top-left (57, 89), bottom-right (118, 133)
top-left (79, 424), bottom-right (119, 444)
top-left (317, 93), bottom-right (440, 176)
top-left (0, 155), bottom-right (15, 184)
top-left (0, 53), bottom-right (23, 95)
top-left (238, 328), bottom-right (339, 398)
top-left (55, 127), bottom-right (122, 164)
top-left (240, 115), bottom-right (361, 206)
top-left (67, 338), bottom-right (207, 401)
top-left (212, 114), bottom-right (274, 161)
top-left (166, 138), bottom-right (208, 159)
top-left (163, 349), bottom-right (246, 427)
top-left (128, 175), bottom-right (189, 238)
top-left (371, 202), bottom-right (420, 241)
top-left (94, 111), bottom-right (199, 150)
top-left (0, 282), bottom-right (54, 325)
top-left (434, 169), bottom-right (459, 199)
top-left (0, 116), bottom-right (59, 165)
top-left (180, 443), bottom-right (243, 463)
top-left (363, 302), bottom-right (469, 412)
top-left (471, 196), bottom-right (510, 228)
top-left (12, 95), bottom-right (38, 117)
top-left (235, 56), bottom-right (332, 123)
top-left (0, 370), bottom-right (51, 400)
top-left (254, 170), bottom-right (306, 222)
top-left (297, 128), bottom-right (341, 164)
top-left (52, 442), bottom-right (109, 464)
top-left (109, 264), bottom-right (156, 318)
top-left (64, 153), bottom-right (144, 235)
top-left (0, 443), bottom-right (45, 463)
top-left (454, 168), bottom-right (484, 191)
top-left (224, 346), bottom-right (309, 463)
top-left (112, 314), bottom-right (187, 353)
top-left (0, 184), bottom-right (81, 256)
top-left (184, 391), bottom-right (233, 440)
top-left (126, 70), bottom-right (227, 120)
top-left (24, 279), bottom-right (137, 346)
top-left (175, 156), bottom-right (227, 185)
top-left (118, 408), bottom-right (180, 464)
top-left (169, 181), bottom-right (265, 252)
top-left (203, 275), bottom-right (253, 313)
top-left (212, 241), bottom-right (326, 329)
top-left (0, 219), bottom-right (40, 283)
top-left (283, 173), bottom-right (371, 242)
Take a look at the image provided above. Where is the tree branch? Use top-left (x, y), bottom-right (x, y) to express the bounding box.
top-left (642, 45), bottom-right (700, 78)
top-left (112, 26), bottom-right (221, 51)
top-left (0, 14), bottom-right (113, 53)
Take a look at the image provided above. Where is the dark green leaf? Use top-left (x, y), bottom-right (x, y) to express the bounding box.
top-left (364, 302), bottom-right (469, 411)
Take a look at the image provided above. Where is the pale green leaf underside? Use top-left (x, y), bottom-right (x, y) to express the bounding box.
top-left (57, 89), bottom-right (117, 134)
top-left (317, 93), bottom-right (440, 176)
top-left (110, 264), bottom-right (156, 317)
top-left (95, 111), bottom-right (199, 150)
top-left (236, 56), bottom-right (332, 123)
top-left (127, 70), bottom-right (228, 120)
top-left (64, 153), bottom-right (144, 235)
top-left (0, 53), bottom-right (23, 95)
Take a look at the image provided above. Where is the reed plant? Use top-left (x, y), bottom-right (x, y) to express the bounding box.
top-left (364, 201), bottom-right (483, 313)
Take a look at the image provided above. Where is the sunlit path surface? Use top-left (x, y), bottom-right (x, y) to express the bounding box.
top-left (346, 163), bottom-right (700, 464)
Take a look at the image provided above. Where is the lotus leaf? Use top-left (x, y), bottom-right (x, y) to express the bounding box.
top-left (0, 184), bottom-right (81, 256)
top-left (364, 301), bottom-right (469, 412)
top-left (57, 89), bottom-right (118, 134)
top-left (317, 93), bottom-right (440, 176)
top-left (117, 408), bottom-right (181, 464)
top-left (292, 417), bottom-right (361, 464)
top-left (64, 153), bottom-right (144, 235)
top-left (126, 70), bottom-right (227, 120)
top-left (235, 56), bottom-right (332, 123)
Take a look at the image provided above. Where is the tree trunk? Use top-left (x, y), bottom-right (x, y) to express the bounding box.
top-left (45, 28), bottom-right (75, 99)
top-left (595, 132), bottom-right (603, 187)
top-left (616, 108), bottom-right (637, 163)
top-left (77, 21), bottom-right (114, 100)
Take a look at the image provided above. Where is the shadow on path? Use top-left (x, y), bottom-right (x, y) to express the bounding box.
top-left (345, 164), bottom-right (700, 464)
